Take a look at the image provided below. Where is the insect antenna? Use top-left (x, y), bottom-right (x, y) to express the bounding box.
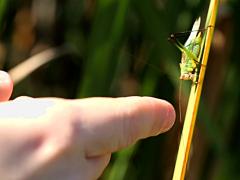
top-left (179, 80), bottom-right (183, 124)
top-left (177, 80), bottom-right (184, 144)
top-left (168, 26), bottom-right (212, 40)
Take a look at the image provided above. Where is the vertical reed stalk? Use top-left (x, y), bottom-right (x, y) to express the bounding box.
top-left (172, 0), bottom-right (219, 179)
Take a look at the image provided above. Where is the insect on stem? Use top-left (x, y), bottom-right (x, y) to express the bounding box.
top-left (169, 17), bottom-right (205, 143)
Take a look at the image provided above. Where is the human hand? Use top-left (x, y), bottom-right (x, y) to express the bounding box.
top-left (0, 72), bottom-right (175, 180)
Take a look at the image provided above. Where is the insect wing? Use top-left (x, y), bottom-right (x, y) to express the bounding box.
top-left (184, 17), bottom-right (201, 46)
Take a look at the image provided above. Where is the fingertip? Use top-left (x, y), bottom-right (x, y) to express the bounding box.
top-left (138, 97), bottom-right (176, 134)
top-left (158, 99), bottom-right (176, 132)
top-left (0, 71), bottom-right (13, 102)
top-left (75, 96), bottom-right (176, 156)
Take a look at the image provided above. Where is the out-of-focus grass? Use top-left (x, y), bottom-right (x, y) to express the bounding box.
top-left (78, 0), bottom-right (130, 97)
top-left (1, 0), bottom-right (240, 179)
top-left (0, 0), bottom-right (7, 26)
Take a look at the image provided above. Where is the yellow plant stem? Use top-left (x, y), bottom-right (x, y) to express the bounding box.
top-left (172, 0), bottom-right (219, 179)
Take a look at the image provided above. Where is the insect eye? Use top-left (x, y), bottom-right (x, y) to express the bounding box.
top-left (168, 34), bottom-right (175, 42)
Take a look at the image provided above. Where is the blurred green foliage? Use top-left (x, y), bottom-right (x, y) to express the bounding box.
top-left (1, 0), bottom-right (240, 179)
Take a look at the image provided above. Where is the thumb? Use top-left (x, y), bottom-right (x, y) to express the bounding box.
top-left (0, 71), bottom-right (13, 102)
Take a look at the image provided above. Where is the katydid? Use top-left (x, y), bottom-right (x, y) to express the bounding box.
top-left (168, 17), bottom-right (204, 125)
top-left (168, 17), bottom-right (202, 83)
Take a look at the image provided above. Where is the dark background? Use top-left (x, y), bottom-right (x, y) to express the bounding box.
top-left (1, 0), bottom-right (240, 179)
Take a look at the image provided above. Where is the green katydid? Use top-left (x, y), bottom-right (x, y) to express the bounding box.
top-left (168, 17), bottom-right (205, 125)
top-left (168, 17), bottom-right (203, 83)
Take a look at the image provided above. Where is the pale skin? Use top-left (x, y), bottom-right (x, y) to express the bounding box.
top-left (0, 71), bottom-right (175, 180)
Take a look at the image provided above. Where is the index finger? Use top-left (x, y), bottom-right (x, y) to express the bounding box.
top-left (72, 96), bottom-right (175, 157)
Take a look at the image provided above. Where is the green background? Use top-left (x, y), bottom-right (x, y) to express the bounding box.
top-left (1, 0), bottom-right (240, 179)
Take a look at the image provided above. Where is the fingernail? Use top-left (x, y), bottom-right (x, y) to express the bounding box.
top-left (163, 102), bottom-right (176, 131)
top-left (160, 101), bottom-right (176, 132)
